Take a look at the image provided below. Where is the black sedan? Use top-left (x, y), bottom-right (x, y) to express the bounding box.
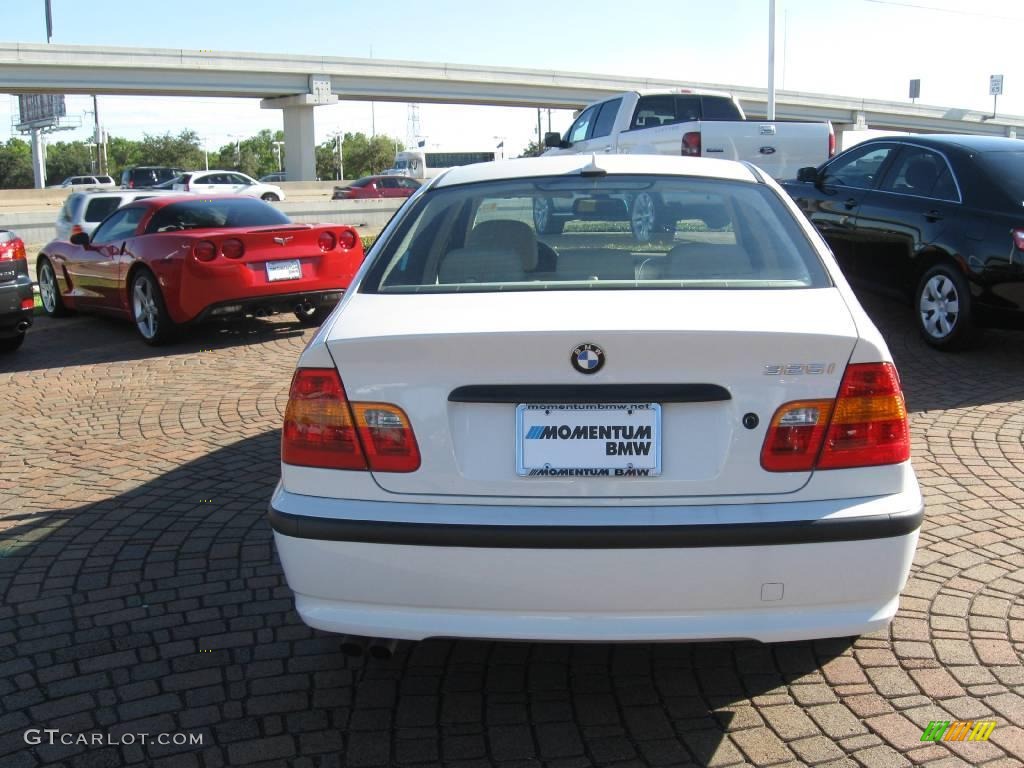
top-left (782, 135), bottom-right (1024, 350)
top-left (0, 230), bottom-right (34, 353)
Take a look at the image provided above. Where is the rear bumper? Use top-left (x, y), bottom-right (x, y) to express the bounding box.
top-left (190, 289), bottom-right (343, 323)
top-left (0, 279), bottom-right (34, 337)
top-left (269, 485), bottom-right (922, 642)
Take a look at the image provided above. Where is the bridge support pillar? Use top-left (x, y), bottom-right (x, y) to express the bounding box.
top-left (261, 80), bottom-right (338, 181)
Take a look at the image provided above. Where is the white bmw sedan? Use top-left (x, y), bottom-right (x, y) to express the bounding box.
top-left (270, 154), bottom-right (922, 644)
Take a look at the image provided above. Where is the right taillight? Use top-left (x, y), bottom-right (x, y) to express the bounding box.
top-left (681, 131), bottom-right (701, 157)
top-left (317, 231), bottom-right (336, 251)
top-left (282, 368), bottom-right (419, 472)
top-left (761, 362), bottom-right (909, 472)
top-left (221, 238), bottom-right (245, 259)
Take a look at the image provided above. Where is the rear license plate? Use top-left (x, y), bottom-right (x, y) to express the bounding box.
top-left (266, 259), bottom-right (302, 282)
top-left (516, 403), bottom-right (661, 477)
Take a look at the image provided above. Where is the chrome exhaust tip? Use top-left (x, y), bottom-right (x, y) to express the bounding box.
top-left (16, 320), bottom-right (30, 332)
top-left (339, 635), bottom-right (366, 657)
top-left (367, 638), bottom-right (399, 660)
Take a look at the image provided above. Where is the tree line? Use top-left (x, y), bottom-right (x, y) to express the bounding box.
top-left (0, 129), bottom-right (405, 188)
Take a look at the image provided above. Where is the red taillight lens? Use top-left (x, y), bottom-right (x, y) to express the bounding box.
top-left (70, 225), bottom-right (84, 237)
top-left (282, 368), bottom-right (367, 470)
top-left (761, 363), bottom-right (910, 472)
top-left (128, 180), bottom-right (135, 188)
top-left (318, 231), bottom-right (337, 251)
top-left (681, 131), bottom-right (701, 157)
top-left (828, 125), bottom-right (836, 157)
top-left (193, 241), bottom-right (217, 261)
top-left (221, 238), bottom-right (245, 259)
top-left (1012, 228), bottom-right (1024, 251)
top-left (352, 403), bottom-right (421, 472)
top-left (0, 238), bottom-right (26, 262)
top-left (817, 363), bottom-right (910, 469)
top-left (338, 229), bottom-right (358, 250)
top-left (760, 400), bottom-right (834, 472)
top-left (282, 369), bottom-right (420, 472)
top-left (21, 297), bottom-right (34, 310)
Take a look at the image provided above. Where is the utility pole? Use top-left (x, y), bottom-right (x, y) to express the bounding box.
top-left (536, 108), bottom-right (542, 149)
top-left (767, 0), bottom-right (776, 120)
top-left (92, 95), bottom-right (107, 174)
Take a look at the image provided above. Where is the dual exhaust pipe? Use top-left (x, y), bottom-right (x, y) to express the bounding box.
top-left (339, 635), bottom-right (400, 660)
top-left (16, 320), bottom-right (29, 332)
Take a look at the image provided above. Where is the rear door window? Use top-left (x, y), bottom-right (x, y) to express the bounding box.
top-left (701, 96), bottom-right (742, 120)
top-left (631, 96), bottom-right (676, 130)
top-left (879, 146), bottom-right (959, 201)
top-left (590, 99), bottom-right (623, 139)
top-left (84, 196), bottom-right (124, 222)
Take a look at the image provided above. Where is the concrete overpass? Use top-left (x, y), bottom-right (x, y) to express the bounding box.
top-left (2, 41), bottom-right (1022, 182)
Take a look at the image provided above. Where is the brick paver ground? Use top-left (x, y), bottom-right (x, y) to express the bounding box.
top-left (1, 293), bottom-right (1022, 768)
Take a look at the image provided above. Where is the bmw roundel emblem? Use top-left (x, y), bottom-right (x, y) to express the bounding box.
top-left (571, 343), bottom-right (605, 374)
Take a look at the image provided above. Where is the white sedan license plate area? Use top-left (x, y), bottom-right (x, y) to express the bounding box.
top-left (266, 259), bottom-right (302, 282)
top-left (516, 403), bottom-right (661, 477)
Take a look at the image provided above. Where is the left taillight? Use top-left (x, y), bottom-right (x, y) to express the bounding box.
top-left (1012, 228), bottom-right (1024, 252)
top-left (317, 231), bottom-right (336, 251)
top-left (193, 241), bottom-right (217, 261)
top-left (282, 368), bottom-right (420, 472)
top-left (761, 362), bottom-right (910, 472)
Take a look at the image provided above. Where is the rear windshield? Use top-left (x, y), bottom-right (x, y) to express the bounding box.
top-left (362, 175), bottom-right (830, 294)
top-left (144, 198), bottom-right (291, 233)
top-left (85, 196), bottom-right (124, 222)
top-left (977, 151), bottom-right (1024, 205)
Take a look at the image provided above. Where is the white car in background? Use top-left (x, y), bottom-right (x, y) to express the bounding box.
top-left (55, 189), bottom-right (186, 240)
top-left (269, 154), bottom-right (922, 645)
top-left (50, 174), bottom-right (117, 190)
top-left (173, 170), bottom-right (286, 201)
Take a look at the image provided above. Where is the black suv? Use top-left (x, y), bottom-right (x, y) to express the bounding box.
top-left (0, 230), bottom-right (33, 353)
top-left (120, 166), bottom-right (184, 189)
top-left (782, 135), bottom-right (1024, 350)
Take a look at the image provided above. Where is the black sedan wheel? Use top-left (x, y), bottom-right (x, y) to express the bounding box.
top-left (916, 264), bottom-right (976, 351)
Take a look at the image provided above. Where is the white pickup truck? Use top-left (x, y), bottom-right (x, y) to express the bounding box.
top-left (543, 89), bottom-right (834, 180)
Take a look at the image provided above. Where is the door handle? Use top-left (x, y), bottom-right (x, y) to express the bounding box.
top-left (925, 210), bottom-right (943, 222)
top-left (843, 198), bottom-right (859, 210)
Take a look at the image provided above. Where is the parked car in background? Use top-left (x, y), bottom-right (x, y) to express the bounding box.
top-left (782, 134), bottom-right (1024, 350)
top-left (55, 189), bottom-right (185, 241)
top-left (172, 171), bottom-right (286, 201)
top-left (0, 230), bottom-right (33, 353)
top-left (259, 172), bottom-right (287, 183)
top-left (332, 175), bottom-right (420, 200)
top-left (270, 154), bottom-right (922, 645)
top-left (543, 89), bottom-right (834, 180)
top-left (37, 196), bottom-right (363, 344)
top-left (120, 166), bottom-right (184, 189)
top-left (51, 175), bottom-right (116, 190)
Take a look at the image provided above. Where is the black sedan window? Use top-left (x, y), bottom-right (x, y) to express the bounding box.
top-left (821, 144), bottom-right (895, 190)
top-left (879, 147), bottom-right (960, 202)
top-left (145, 199), bottom-right (291, 233)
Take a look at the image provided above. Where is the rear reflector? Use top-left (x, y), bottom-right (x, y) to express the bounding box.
top-left (761, 362), bottom-right (910, 472)
top-left (282, 368), bottom-right (420, 472)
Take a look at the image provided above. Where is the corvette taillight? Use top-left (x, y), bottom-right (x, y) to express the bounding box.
top-left (317, 231), bottom-right (336, 251)
top-left (761, 363), bottom-right (909, 472)
top-left (282, 368), bottom-right (420, 472)
top-left (193, 241), bottom-right (217, 261)
top-left (221, 238), bottom-right (245, 259)
top-left (339, 229), bottom-right (358, 250)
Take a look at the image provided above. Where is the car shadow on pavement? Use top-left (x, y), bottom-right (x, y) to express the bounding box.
top-left (0, 312), bottom-right (311, 375)
top-left (0, 431), bottom-right (854, 768)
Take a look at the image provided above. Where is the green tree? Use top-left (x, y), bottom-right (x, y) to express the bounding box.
top-left (0, 138), bottom-right (34, 188)
top-left (46, 140), bottom-right (96, 182)
top-left (107, 136), bottom-right (141, 174)
top-left (340, 133), bottom-right (402, 179)
top-left (135, 130), bottom-right (204, 170)
top-left (518, 140), bottom-right (545, 158)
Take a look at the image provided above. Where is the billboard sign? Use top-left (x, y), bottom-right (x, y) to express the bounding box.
top-left (16, 94), bottom-right (66, 129)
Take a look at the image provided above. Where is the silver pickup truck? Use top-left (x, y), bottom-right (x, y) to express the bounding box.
top-left (543, 89), bottom-right (834, 180)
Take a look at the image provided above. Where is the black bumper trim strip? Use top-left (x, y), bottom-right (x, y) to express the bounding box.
top-left (448, 383), bottom-right (731, 404)
top-left (267, 504), bottom-right (923, 549)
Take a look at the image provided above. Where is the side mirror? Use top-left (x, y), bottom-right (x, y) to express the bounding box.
top-left (544, 132), bottom-right (564, 149)
top-left (796, 166), bottom-right (820, 184)
top-left (70, 232), bottom-right (91, 246)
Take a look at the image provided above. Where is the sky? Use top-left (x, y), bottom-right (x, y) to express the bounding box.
top-left (1, 0), bottom-right (1023, 159)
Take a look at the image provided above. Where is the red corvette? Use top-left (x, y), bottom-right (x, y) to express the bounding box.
top-left (36, 195), bottom-right (364, 344)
